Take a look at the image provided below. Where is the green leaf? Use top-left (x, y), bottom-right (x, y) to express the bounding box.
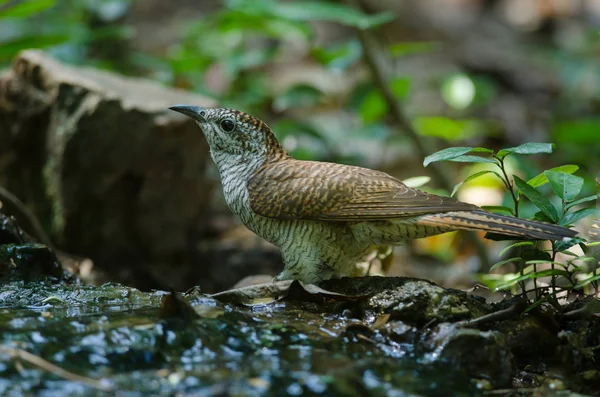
top-left (402, 176), bottom-right (431, 188)
top-left (554, 237), bottom-right (586, 252)
top-left (527, 165), bottom-right (579, 188)
top-left (520, 246), bottom-right (552, 262)
top-left (424, 147), bottom-right (472, 167)
top-left (391, 77), bottom-right (411, 101)
top-left (423, 147), bottom-right (493, 167)
top-left (273, 84), bottom-right (324, 111)
top-left (359, 89), bottom-right (387, 124)
top-left (451, 170), bottom-right (501, 197)
top-left (217, 10), bottom-right (312, 38)
top-left (498, 241), bottom-right (535, 258)
top-left (560, 208), bottom-right (597, 227)
top-left (533, 269), bottom-right (572, 278)
top-left (520, 262), bottom-right (568, 275)
top-left (414, 117), bottom-right (485, 142)
top-left (0, 0), bottom-right (55, 18)
top-left (544, 171), bottom-right (584, 202)
top-left (490, 257), bottom-right (522, 272)
top-left (269, 1), bottom-right (395, 29)
top-left (565, 195), bottom-right (598, 210)
top-left (480, 206), bottom-right (515, 216)
top-left (312, 40), bottom-right (362, 70)
top-left (558, 250), bottom-right (581, 257)
top-left (513, 175), bottom-right (559, 222)
top-left (553, 119), bottom-right (600, 145)
top-left (225, 47), bottom-right (277, 76)
top-left (574, 274), bottom-right (600, 289)
top-left (497, 143), bottom-right (554, 158)
top-left (524, 260), bottom-right (567, 266)
top-left (389, 41), bottom-right (441, 57)
top-left (447, 155), bottom-right (497, 164)
top-left (532, 210), bottom-right (554, 224)
top-left (495, 269), bottom-right (571, 290)
top-left (0, 34), bottom-right (70, 62)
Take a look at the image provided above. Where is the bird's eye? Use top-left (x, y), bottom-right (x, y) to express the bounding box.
top-left (220, 119), bottom-right (235, 132)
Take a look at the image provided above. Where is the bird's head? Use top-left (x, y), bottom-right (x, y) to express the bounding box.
top-left (169, 105), bottom-right (288, 161)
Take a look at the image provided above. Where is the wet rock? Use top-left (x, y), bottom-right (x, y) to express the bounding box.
top-left (500, 315), bottom-right (560, 363)
top-left (358, 277), bottom-right (489, 326)
top-left (0, 243), bottom-right (64, 282)
top-left (0, 50), bottom-right (221, 290)
top-left (0, 213), bottom-right (66, 282)
top-left (384, 320), bottom-right (419, 345)
top-left (424, 323), bottom-right (514, 387)
top-left (0, 212), bottom-right (28, 246)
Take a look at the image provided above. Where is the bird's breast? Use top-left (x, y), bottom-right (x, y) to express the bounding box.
top-left (214, 153), bottom-right (260, 214)
top-left (216, 157), bottom-right (278, 241)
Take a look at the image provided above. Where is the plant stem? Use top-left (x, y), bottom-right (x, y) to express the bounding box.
top-left (495, 156), bottom-right (519, 217)
top-left (594, 171), bottom-right (600, 293)
top-left (356, 30), bottom-right (450, 188)
top-left (533, 263), bottom-right (539, 299)
top-left (551, 248), bottom-right (558, 301)
top-left (517, 258), bottom-right (527, 302)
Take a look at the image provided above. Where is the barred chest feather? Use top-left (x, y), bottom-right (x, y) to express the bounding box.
top-left (212, 152), bottom-right (284, 245)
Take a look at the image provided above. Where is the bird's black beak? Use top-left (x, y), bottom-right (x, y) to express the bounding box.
top-left (169, 105), bottom-right (206, 121)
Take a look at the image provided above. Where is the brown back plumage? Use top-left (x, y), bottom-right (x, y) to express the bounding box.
top-left (248, 159), bottom-right (478, 221)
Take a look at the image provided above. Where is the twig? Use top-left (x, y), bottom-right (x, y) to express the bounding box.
top-left (356, 30), bottom-right (452, 190)
top-left (0, 186), bottom-right (87, 271)
top-left (0, 345), bottom-right (114, 392)
top-left (351, 1), bottom-right (490, 269)
top-left (0, 185), bottom-right (56, 249)
top-left (562, 304), bottom-right (599, 320)
top-left (460, 299), bottom-right (527, 328)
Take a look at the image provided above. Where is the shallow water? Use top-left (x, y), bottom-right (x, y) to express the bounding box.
top-left (0, 281), bottom-right (478, 396)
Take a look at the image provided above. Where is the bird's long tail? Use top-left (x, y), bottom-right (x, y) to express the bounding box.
top-left (416, 210), bottom-right (577, 241)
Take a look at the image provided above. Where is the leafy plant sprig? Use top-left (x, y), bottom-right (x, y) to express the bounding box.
top-left (424, 143), bottom-right (599, 306)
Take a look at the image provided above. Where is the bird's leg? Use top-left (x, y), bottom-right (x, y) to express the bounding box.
top-left (274, 250), bottom-right (337, 284)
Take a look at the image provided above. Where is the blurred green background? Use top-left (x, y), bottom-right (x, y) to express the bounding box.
top-left (1, 0), bottom-right (599, 287)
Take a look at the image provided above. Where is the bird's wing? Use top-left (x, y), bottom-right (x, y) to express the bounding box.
top-left (247, 159), bottom-right (478, 221)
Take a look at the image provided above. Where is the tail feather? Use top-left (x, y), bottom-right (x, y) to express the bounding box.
top-left (417, 210), bottom-right (577, 241)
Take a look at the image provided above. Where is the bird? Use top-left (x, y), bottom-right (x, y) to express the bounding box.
top-left (169, 105), bottom-right (577, 284)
